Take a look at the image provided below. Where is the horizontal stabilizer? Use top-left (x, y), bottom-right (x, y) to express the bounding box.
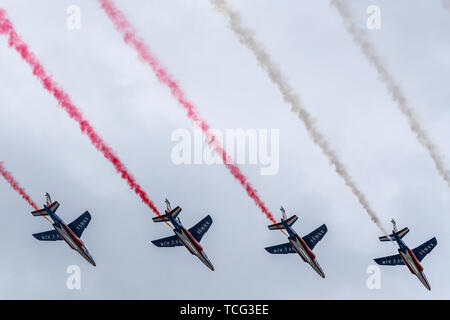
top-left (152, 206), bottom-right (182, 223)
top-left (268, 215), bottom-right (298, 230)
top-left (379, 227), bottom-right (409, 242)
top-left (152, 215), bottom-right (169, 222)
top-left (267, 222), bottom-right (284, 230)
top-left (167, 206), bottom-right (181, 218)
top-left (31, 201), bottom-right (59, 216)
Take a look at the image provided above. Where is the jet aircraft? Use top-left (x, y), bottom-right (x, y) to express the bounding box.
top-left (265, 207), bottom-right (327, 278)
top-left (151, 199), bottom-right (214, 271)
top-left (31, 193), bottom-right (96, 266)
top-left (374, 219), bottom-right (437, 290)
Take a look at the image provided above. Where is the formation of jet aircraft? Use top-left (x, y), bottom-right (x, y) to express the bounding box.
top-left (25, 193), bottom-right (437, 290)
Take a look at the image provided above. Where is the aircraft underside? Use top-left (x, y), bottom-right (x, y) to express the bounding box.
top-left (54, 224), bottom-right (78, 251)
top-left (399, 250), bottom-right (430, 290)
top-left (53, 224), bottom-right (96, 266)
top-left (289, 237), bottom-right (325, 278)
top-left (174, 229), bottom-right (214, 271)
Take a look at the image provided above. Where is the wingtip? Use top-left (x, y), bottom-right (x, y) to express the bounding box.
top-left (150, 240), bottom-right (161, 247)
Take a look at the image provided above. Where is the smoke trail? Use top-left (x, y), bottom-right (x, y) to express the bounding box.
top-left (0, 162), bottom-right (38, 210)
top-left (331, 0), bottom-right (450, 189)
top-left (97, 0), bottom-right (277, 224)
top-left (211, 0), bottom-right (387, 233)
top-left (442, 0), bottom-right (450, 12)
top-left (0, 8), bottom-right (161, 217)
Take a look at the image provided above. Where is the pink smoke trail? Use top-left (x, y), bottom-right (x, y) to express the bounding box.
top-left (0, 8), bottom-right (161, 216)
top-left (0, 162), bottom-right (38, 210)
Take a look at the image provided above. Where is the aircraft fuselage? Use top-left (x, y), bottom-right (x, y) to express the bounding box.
top-left (173, 226), bottom-right (214, 271)
top-left (398, 247), bottom-right (430, 290)
top-left (392, 230), bottom-right (430, 290)
top-left (163, 208), bottom-right (214, 271)
top-left (49, 212), bottom-right (96, 267)
top-left (288, 234), bottom-right (325, 278)
top-left (282, 219), bottom-right (325, 278)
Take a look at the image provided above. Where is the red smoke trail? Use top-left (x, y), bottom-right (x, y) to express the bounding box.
top-left (0, 162), bottom-right (38, 210)
top-left (0, 8), bottom-right (161, 217)
top-left (97, 0), bottom-right (276, 223)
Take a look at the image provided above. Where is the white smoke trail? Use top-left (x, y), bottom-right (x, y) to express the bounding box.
top-left (210, 0), bottom-right (387, 233)
top-left (331, 0), bottom-right (450, 189)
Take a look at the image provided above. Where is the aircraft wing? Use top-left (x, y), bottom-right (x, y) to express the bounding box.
top-left (302, 224), bottom-right (327, 250)
top-left (151, 235), bottom-right (182, 247)
top-left (374, 253), bottom-right (405, 266)
top-left (264, 242), bottom-right (295, 254)
top-left (412, 237), bottom-right (437, 262)
top-left (33, 229), bottom-right (62, 241)
top-left (188, 215), bottom-right (213, 243)
top-left (68, 211), bottom-right (91, 238)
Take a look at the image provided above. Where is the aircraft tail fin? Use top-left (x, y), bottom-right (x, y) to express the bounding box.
top-left (152, 206), bottom-right (182, 223)
top-left (379, 227), bottom-right (409, 241)
top-left (45, 193), bottom-right (52, 206)
top-left (268, 215), bottom-right (298, 230)
top-left (31, 201), bottom-right (59, 216)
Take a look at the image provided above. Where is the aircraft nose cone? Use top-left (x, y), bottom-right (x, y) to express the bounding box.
top-left (199, 252), bottom-right (214, 271)
top-left (89, 256), bottom-right (97, 267)
top-left (83, 251), bottom-right (96, 267)
top-left (203, 258), bottom-right (214, 271)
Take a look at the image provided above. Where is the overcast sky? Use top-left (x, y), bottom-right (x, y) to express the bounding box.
top-left (0, 0), bottom-right (449, 299)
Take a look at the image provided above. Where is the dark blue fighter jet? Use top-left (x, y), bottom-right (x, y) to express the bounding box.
top-left (151, 199), bottom-right (214, 271)
top-left (31, 193), bottom-right (96, 266)
top-left (265, 207), bottom-right (327, 278)
top-left (374, 219), bottom-right (437, 290)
